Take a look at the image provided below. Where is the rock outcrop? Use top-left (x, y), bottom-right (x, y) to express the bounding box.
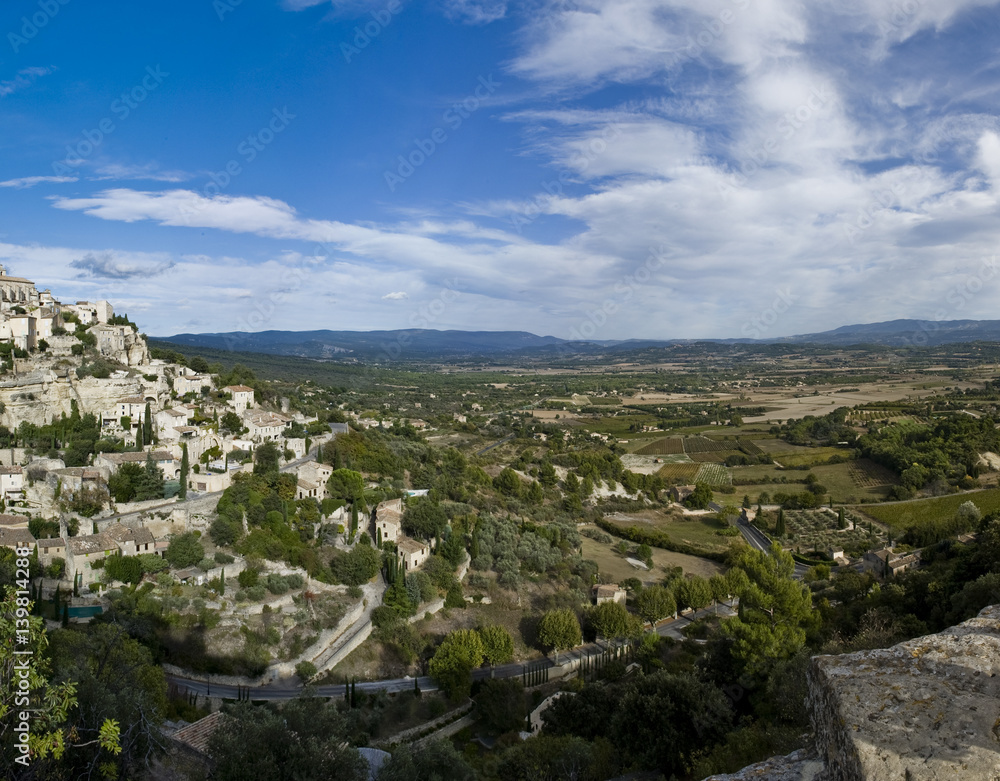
top-left (703, 605), bottom-right (1000, 781)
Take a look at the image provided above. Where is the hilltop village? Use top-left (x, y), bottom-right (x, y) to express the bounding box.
top-left (5, 266), bottom-right (1000, 779)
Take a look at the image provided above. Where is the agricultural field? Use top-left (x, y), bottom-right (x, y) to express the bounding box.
top-left (602, 510), bottom-right (734, 556)
top-left (635, 437), bottom-right (685, 455)
top-left (770, 446), bottom-right (847, 467)
top-left (579, 530), bottom-right (724, 583)
top-left (738, 439), bottom-right (766, 456)
top-left (765, 508), bottom-right (887, 556)
top-left (857, 488), bottom-right (1000, 532)
top-left (684, 436), bottom-right (739, 453)
top-left (656, 462), bottom-right (701, 484)
top-left (808, 461), bottom-right (897, 503)
top-left (694, 463), bottom-right (732, 487)
top-left (689, 450), bottom-right (741, 463)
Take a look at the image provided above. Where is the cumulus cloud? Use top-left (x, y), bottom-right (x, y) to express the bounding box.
top-left (70, 251), bottom-right (176, 279)
top-left (382, 291), bottom-right (409, 300)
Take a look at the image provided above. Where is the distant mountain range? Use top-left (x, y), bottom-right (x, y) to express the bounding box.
top-left (156, 319), bottom-right (1000, 361)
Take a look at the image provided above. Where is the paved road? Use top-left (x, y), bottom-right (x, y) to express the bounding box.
top-left (165, 601), bottom-right (736, 702)
top-left (475, 433), bottom-right (515, 456)
top-left (737, 521), bottom-right (811, 579)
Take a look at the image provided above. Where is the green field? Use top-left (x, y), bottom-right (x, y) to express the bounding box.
top-left (858, 489), bottom-right (1000, 531)
top-left (808, 461), bottom-right (897, 503)
top-left (635, 438), bottom-right (685, 455)
top-left (772, 447), bottom-right (847, 467)
top-left (657, 462), bottom-right (700, 483)
top-left (603, 511), bottom-right (732, 554)
top-left (764, 508), bottom-right (886, 555)
top-left (695, 463), bottom-right (732, 487)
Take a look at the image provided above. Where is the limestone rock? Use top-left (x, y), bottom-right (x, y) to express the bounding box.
top-left (809, 605), bottom-right (1000, 780)
top-left (701, 748), bottom-right (825, 780)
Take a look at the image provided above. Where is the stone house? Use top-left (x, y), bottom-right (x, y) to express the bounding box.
top-left (0, 514), bottom-right (29, 530)
top-left (372, 498), bottom-right (403, 545)
top-left (0, 527), bottom-right (34, 551)
top-left (397, 537), bottom-right (429, 572)
top-left (592, 584), bottom-right (627, 605)
top-left (243, 410), bottom-right (291, 442)
top-left (103, 523), bottom-right (156, 557)
top-left (155, 407), bottom-right (190, 435)
top-left (36, 536), bottom-right (67, 564)
top-left (671, 485), bottom-right (696, 503)
top-left (0, 466), bottom-right (24, 501)
top-left (47, 467), bottom-right (105, 497)
top-left (224, 385), bottom-right (255, 414)
top-left (173, 374), bottom-right (214, 396)
top-left (93, 450), bottom-right (177, 479)
top-left (65, 532), bottom-right (118, 587)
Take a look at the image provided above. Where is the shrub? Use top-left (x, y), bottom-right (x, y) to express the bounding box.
top-left (197, 557), bottom-right (216, 572)
top-left (266, 575), bottom-right (290, 595)
top-left (286, 573), bottom-right (305, 589)
top-left (295, 660), bottom-right (317, 682)
top-left (238, 568), bottom-right (259, 588)
top-left (214, 551), bottom-right (235, 564)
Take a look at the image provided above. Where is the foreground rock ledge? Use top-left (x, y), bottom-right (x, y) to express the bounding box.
top-left (705, 605), bottom-right (1000, 780)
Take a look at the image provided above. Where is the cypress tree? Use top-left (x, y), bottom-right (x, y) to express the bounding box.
top-left (775, 508), bottom-right (786, 536)
top-left (837, 507), bottom-right (846, 530)
top-left (179, 443), bottom-right (189, 500)
top-left (144, 402), bottom-right (153, 445)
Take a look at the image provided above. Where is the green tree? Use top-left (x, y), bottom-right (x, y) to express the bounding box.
top-left (327, 469), bottom-right (365, 506)
top-left (330, 544), bottom-right (379, 587)
top-left (179, 443), bottom-right (189, 500)
top-left (208, 696), bottom-right (367, 781)
top-left (1, 591), bottom-right (122, 779)
top-left (675, 575), bottom-right (713, 611)
top-left (475, 678), bottom-right (526, 734)
top-left (722, 543), bottom-right (817, 679)
top-left (589, 601), bottom-right (642, 642)
top-left (478, 624), bottom-right (514, 674)
top-left (493, 467), bottom-right (522, 497)
top-left (143, 403), bottom-right (153, 445)
top-left (684, 482), bottom-right (713, 510)
top-left (428, 629), bottom-right (484, 699)
top-left (220, 411), bottom-right (245, 436)
top-left (165, 532), bottom-right (205, 568)
top-left (402, 499), bottom-right (448, 541)
top-left (775, 508), bottom-right (786, 536)
top-left (375, 740), bottom-right (476, 781)
top-left (635, 585), bottom-right (676, 628)
top-left (611, 671), bottom-right (733, 777)
top-left (537, 608), bottom-right (582, 662)
top-left (253, 442), bottom-right (280, 475)
top-left (107, 461), bottom-right (143, 503)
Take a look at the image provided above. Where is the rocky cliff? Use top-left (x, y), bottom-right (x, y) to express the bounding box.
top-left (704, 605), bottom-right (1000, 780)
top-left (0, 367), bottom-right (152, 427)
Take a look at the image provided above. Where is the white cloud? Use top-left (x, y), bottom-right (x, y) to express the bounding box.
top-left (442, 0), bottom-right (506, 25)
top-left (0, 66), bottom-right (55, 97)
top-left (382, 291), bottom-right (409, 300)
top-left (0, 175), bottom-right (77, 189)
top-left (91, 163), bottom-right (191, 183)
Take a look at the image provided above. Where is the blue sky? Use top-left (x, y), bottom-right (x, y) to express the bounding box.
top-left (2, 0), bottom-right (1000, 341)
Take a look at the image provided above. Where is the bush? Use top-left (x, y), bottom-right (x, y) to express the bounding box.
top-left (197, 557), bottom-right (216, 572)
top-left (166, 532), bottom-right (205, 568)
top-left (295, 660), bottom-right (317, 682)
top-left (266, 575), bottom-right (290, 595)
top-left (286, 573), bottom-right (305, 589)
top-left (238, 568), bottom-right (259, 588)
top-left (214, 551), bottom-right (235, 564)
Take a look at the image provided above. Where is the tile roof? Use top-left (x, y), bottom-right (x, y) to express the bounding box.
top-left (68, 533), bottom-right (114, 555)
top-left (0, 514), bottom-right (29, 527)
top-left (37, 537), bottom-right (67, 549)
top-left (101, 450), bottom-right (174, 464)
top-left (0, 528), bottom-right (35, 548)
top-left (397, 537), bottom-right (427, 555)
top-left (225, 385), bottom-right (255, 393)
top-left (0, 466), bottom-right (23, 475)
top-left (172, 710), bottom-right (226, 756)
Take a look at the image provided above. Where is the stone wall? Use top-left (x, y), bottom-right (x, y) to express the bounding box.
top-left (702, 605), bottom-right (1000, 781)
